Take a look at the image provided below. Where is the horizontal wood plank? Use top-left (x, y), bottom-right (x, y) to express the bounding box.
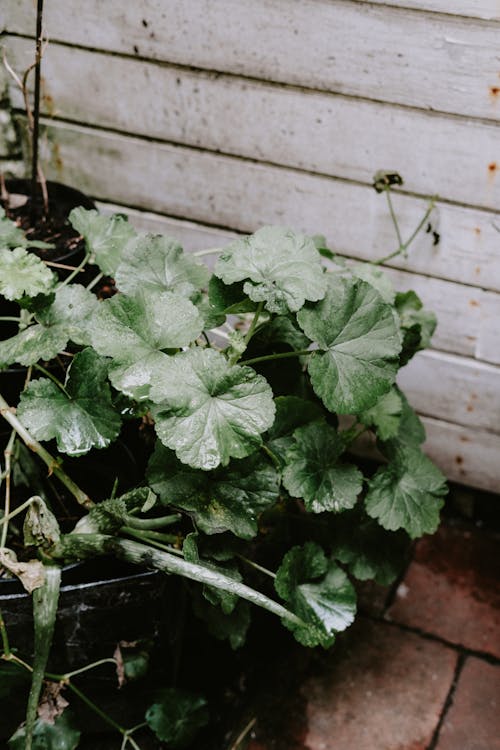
top-left (4, 1), bottom-right (500, 121)
top-left (32, 120), bottom-right (500, 297)
top-left (397, 350), bottom-right (500, 432)
top-left (97, 201), bottom-right (500, 367)
top-left (365, 0), bottom-right (500, 20)
top-left (5, 38), bottom-right (500, 212)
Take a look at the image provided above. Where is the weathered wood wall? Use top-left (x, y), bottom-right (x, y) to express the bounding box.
top-left (1, 0), bottom-right (499, 492)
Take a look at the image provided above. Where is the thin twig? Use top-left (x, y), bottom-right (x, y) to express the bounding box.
top-left (229, 717), bottom-right (257, 750)
top-left (1, 430), bottom-right (16, 548)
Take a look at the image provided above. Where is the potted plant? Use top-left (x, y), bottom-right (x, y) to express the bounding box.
top-left (0, 159), bottom-right (446, 747)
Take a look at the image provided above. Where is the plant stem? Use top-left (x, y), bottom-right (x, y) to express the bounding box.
top-left (261, 444), bottom-right (281, 468)
top-left (385, 189), bottom-right (403, 247)
top-left (0, 392), bottom-right (93, 509)
top-left (237, 555), bottom-right (276, 579)
top-left (193, 247), bottom-right (222, 257)
top-left (67, 682), bottom-right (126, 734)
top-left (0, 496), bottom-right (37, 529)
top-left (34, 364), bottom-right (70, 398)
top-left (86, 271), bottom-right (104, 291)
top-left (0, 317), bottom-right (22, 322)
top-left (30, 0), bottom-right (44, 222)
top-left (61, 657), bottom-right (117, 681)
top-left (122, 513), bottom-right (181, 530)
top-left (57, 252), bottom-right (91, 288)
top-left (121, 527), bottom-right (180, 554)
top-left (241, 349), bottom-right (312, 367)
top-left (373, 198), bottom-right (436, 266)
top-left (1, 430), bottom-right (16, 548)
top-left (229, 717), bottom-right (257, 750)
top-left (51, 534), bottom-right (306, 628)
top-left (0, 606), bottom-right (11, 657)
top-left (121, 527), bottom-right (178, 544)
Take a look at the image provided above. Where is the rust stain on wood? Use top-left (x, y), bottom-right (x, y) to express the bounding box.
top-left (468, 299), bottom-right (480, 308)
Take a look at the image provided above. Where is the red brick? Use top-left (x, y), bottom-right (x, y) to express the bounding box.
top-left (435, 657), bottom-right (500, 750)
top-left (387, 525), bottom-right (500, 658)
top-left (249, 618), bottom-right (457, 750)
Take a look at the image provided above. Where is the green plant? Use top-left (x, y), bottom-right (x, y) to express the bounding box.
top-left (0, 174), bottom-right (445, 747)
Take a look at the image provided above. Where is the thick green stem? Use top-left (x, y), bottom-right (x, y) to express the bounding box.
top-left (26, 565), bottom-right (61, 750)
top-left (122, 513), bottom-right (181, 530)
top-left (1, 430), bottom-right (16, 548)
top-left (0, 392), bottom-right (93, 509)
top-left (0, 606), bottom-right (11, 657)
top-left (50, 534), bottom-right (305, 628)
top-left (242, 349), bottom-right (312, 367)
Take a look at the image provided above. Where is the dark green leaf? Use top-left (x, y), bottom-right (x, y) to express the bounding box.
top-left (191, 588), bottom-right (251, 649)
top-left (365, 445), bottom-right (447, 538)
top-left (150, 348), bottom-right (275, 470)
top-left (145, 688), bottom-right (209, 748)
top-left (359, 388), bottom-right (403, 441)
top-left (297, 275), bottom-right (401, 413)
top-left (330, 508), bottom-right (410, 585)
top-left (17, 349), bottom-right (121, 456)
top-left (266, 395), bottom-right (324, 469)
top-left (115, 233), bottom-right (209, 299)
top-left (0, 660), bottom-right (31, 698)
top-left (69, 208), bottom-right (136, 275)
top-left (8, 711), bottom-right (81, 750)
top-left (147, 443), bottom-right (279, 538)
top-left (395, 291), bottom-right (437, 365)
top-left (215, 226), bottom-right (326, 314)
top-left (275, 543), bottom-right (356, 647)
top-left (282, 420), bottom-right (363, 513)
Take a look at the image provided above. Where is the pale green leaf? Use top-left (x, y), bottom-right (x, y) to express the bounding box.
top-left (115, 233), bottom-right (209, 299)
top-left (69, 207), bottom-right (136, 275)
top-left (282, 420), bottom-right (363, 513)
top-left (17, 349), bottom-right (121, 456)
top-left (0, 323), bottom-right (69, 368)
top-left (147, 443), bottom-right (279, 538)
top-left (214, 226), bottom-right (326, 314)
top-left (0, 207), bottom-right (26, 247)
top-left (349, 261), bottom-right (395, 303)
top-left (150, 348), bottom-right (275, 470)
top-left (0, 247), bottom-right (55, 300)
top-left (8, 712), bottom-right (81, 750)
top-left (90, 290), bottom-right (203, 399)
top-left (145, 688), bottom-right (209, 748)
top-left (365, 445), bottom-right (447, 538)
top-left (39, 284), bottom-right (100, 346)
top-left (297, 275), bottom-right (401, 413)
top-left (275, 543), bottom-right (356, 647)
top-left (359, 387), bottom-right (403, 441)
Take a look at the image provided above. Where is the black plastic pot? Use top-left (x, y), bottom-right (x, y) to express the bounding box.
top-left (0, 560), bottom-right (172, 738)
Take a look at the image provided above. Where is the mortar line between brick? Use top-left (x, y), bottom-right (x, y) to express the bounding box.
top-left (426, 652), bottom-right (466, 750)
top-left (365, 614), bottom-right (500, 666)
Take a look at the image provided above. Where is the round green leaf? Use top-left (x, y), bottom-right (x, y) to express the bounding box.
top-left (90, 290), bottom-right (203, 399)
top-left (150, 348), bottom-right (275, 470)
top-left (115, 233), bottom-right (209, 299)
top-left (145, 688), bottom-right (209, 748)
top-left (214, 226), bottom-right (327, 314)
top-left (0, 247), bottom-right (55, 301)
top-left (148, 443), bottom-right (279, 538)
top-left (297, 275), bottom-right (401, 413)
top-left (365, 445), bottom-right (447, 538)
top-left (8, 712), bottom-right (81, 750)
top-left (18, 349), bottom-right (121, 456)
top-left (282, 420), bottom-right (363, 513)
top-left (0, 323), bottom-right (70, 369)
top-left (69, 207), bottom-right (136, 275)
top-left (275, 543), bottom-right (356, 647)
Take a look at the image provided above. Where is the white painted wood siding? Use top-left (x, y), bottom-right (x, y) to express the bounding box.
top-left (1, 0), bottom-right (499, 492)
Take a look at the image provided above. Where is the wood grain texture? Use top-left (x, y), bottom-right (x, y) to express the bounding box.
top-left (32, 119), bottom-right (500, 296)
top-left (97, 201), bottom-right (500, 367)
top-left (4, 0), bottom-right (500, 121)
top-left (5, 38), bottom-right (500, 212)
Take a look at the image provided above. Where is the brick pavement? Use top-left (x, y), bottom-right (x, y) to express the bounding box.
top-left (244, 522), bottom-right (500, 750)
